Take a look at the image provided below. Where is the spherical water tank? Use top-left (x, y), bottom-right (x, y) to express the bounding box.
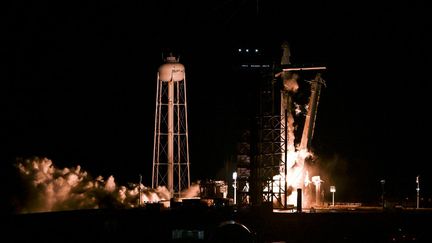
top-left (158, 63), bottom-right (185, 82)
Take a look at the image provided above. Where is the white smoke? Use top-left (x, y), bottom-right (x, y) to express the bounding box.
top-left (283, 72), bottom-right (299, 92)
top-left (16, 157), bottom-right (172, 213)
top-left (180, 183), bottom-right (200, 198)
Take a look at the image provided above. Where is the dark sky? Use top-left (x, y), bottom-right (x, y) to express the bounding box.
top-left (1, 1), bottom-right (431, 203)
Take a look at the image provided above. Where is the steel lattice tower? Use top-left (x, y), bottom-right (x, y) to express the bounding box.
top-left (152, 54), bottom-right (190, 198)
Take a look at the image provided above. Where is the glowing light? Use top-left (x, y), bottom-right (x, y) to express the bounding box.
top-left (304, 171), bottom-right (311, 187)
top-left (263, 148), bottom-right (319, 208)
top-left (295, 103), bottom-right (301, 115)
top-left (232, 171), bottom-right (237, 180)
top-left (312, 176), bottom-right (321, 185)
top-left (330, 186), bottom-right (336, 193)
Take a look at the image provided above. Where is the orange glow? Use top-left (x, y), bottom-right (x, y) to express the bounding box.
top-left (264, 149), bottom-right (321, 209)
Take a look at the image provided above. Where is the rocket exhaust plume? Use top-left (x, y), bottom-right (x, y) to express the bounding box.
top-left (14, 157), bottom-right (176, 213)
top-left (273, 45), bottom-right (325, 208)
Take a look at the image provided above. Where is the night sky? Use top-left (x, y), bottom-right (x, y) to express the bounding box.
top-left (1, 1), bottom-right (431, 206)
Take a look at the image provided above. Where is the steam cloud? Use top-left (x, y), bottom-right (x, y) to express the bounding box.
top-left (15, 157), bottom-right (198, 213)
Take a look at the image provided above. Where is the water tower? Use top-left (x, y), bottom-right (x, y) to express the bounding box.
top-left (152, 53), bottom-right (190, 198)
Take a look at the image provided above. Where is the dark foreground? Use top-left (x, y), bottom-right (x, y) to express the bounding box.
top-left (5, 204), bottom-right (432, 243)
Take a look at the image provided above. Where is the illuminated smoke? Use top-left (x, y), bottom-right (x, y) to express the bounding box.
top-left (278, 73), bottom-right (324, 208)
top-left (267, 150), bottom-right (314, 207)
top-left (180, 183), bottom-right (200, 198)
top-left (267, 145), bottom-right (319, 207)
top-left (286, 150), bottom-right (312, 205)
top-left (287, 114), bottom-right (296, 152)
top-left (282, 72), bottom-right (299, 93)
top-left (294, 103), bottom-right (302, 115)
top-left (16, 157), bottom-right (172, 213)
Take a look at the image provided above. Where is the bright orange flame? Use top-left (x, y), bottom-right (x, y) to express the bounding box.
top-left (265, 149), bottom-right (319, 209)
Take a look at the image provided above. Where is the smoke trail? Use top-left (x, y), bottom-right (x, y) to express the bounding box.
top-left (15, 157), bottom-right (172, 213)
top-left (281, 71), bottom-right (299, 154)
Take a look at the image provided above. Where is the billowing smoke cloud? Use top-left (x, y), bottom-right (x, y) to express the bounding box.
top-left (15, 157), bottom-right (178, 213)
top-left (180, 183), bottom-right (200, 198)
top-left (283, 72), bottom-right (299, 93)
